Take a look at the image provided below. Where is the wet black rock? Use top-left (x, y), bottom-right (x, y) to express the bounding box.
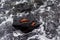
top-left (13, 14), bottom-right (40, 33)
top-left (14, 2), bottom-right (33, 13)
top-left (34, 0), bottom-right (43, 5)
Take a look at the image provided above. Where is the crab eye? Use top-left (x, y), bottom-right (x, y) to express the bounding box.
top-left (31, 21), bottom-right (36, 27)
top-left (19, 18), bottom-right (29, 23)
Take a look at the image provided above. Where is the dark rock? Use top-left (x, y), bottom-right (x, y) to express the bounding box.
top-left (13, 14), bottom-right (40, 33)
top-left (14, 2), bottom-right (33, 13)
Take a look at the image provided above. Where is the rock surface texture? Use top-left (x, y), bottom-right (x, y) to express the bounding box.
top-left (0, 0), bottom-right (60, 40)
